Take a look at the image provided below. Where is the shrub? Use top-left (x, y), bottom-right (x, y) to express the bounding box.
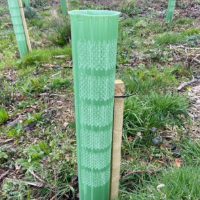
top-left (24, 6), bottom-right (40, 19)
top-left (30, 0), bottom-right (48, 8)
top-left (48, 14), bottom-right (71, 46)
top-left (120, 0), bottom-right (141, 16)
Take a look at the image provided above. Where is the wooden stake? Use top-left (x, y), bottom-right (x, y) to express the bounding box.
top-left (18, 0), bottom-right (32, 51)
top-left (110, 80), bottom-right (125, 200)
top-left (66, 0), bottom-right (69, 12)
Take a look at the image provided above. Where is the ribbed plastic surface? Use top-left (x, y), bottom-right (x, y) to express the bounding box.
top-left (60, 0), bottom-right (67, 14)
top-left (166, 0), bottom-right (176, 22)
top-left (8, 0), bottom-right (28, 57)
top-left (69, 10), bottom-right (120, 200)
top-left (23, 0), bottom-right (29, 6)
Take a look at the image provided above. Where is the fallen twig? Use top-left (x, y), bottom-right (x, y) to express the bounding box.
top-left (63, 65), bottom-right (72, 68)
top-left (193, 58), bottom-right (200, 64)
top-left (0, 139), bottom-right (14, 144)
top-left (170, 45), bottom-right (200, 64)
top-left (28, 170), bottom-right (54, 189)
top-left (53, 55), bottom-right (67, 59)
top-left (121, 168), bottom-right (155, 180)
top-left (170, 45), bottom-right (200, 50)
top-left (0, 170), bottom-right (10, 181)
top-left (28, 170), bottom-right (44, 183)
top-left (52, 72), bottom-right (61, 77)
top-left (50, 94), bottom-right (67, 97)
top-left (5, 178), bottom-right (44, 187)
top-left (39, 92), bottom-right (49, 96)
top-left (177, 76), bottom-right (198, 91)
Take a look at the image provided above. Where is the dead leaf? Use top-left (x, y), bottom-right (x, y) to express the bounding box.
top-left (128, 136), bottom-right (133, 142)
top-left (15, 163), bottom-right (21, 170)
top-left (174, 158), bottom-right (181, 168)
top-left (160, 145), bottom-right (165, 150)
top-left (126, 156), bottom-right (132, 160)
top-left (5, 75), bottom-right (14, 81)
top-left (157, 160), bottom-right (165, 164)
top-left (63, 122), bottom-right (69, 128)
top-left (157, 184), bottom-right (165, 189)
top-left (177, 129), bottom-right (181, 134)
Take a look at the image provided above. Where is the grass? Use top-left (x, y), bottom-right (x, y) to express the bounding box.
top-left (48, 15), bottom-right (71, 46)
top-left (0, 107), bottom-right (8, 125)
top-left (175, 17), bottom-right (194, 25)
top-left (120, 166), bottom-right (200, 200)
top-left (154, 28), bottom-right (200, 46)
top-left (124, 92), bottom-right (189, 141)
top-left (18, 45), bottom-right (72, 67)
top-left (181, 139), bottom-right (200, 166)
top-left (120, 0), bottom-right (141, 16)
top-left (0, 0), bottom-right (200, 199)
top-left (154, 32), bottom-right (185, 45)
top-left (50, 77), bottom-right (71, 90)
top-left (1, 179), bottom-right (31, 200)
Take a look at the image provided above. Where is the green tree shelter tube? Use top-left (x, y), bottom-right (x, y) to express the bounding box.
top-left (166, 0), bottom-right (176, 22)
top-left (7, 0), bottom-right (28, 57)
top-left (69, 10), bottom-right (120, 200)
top-left (23, 0), bottom-right (29, 6)
top-left (60, 0), bottom-right (67, 14)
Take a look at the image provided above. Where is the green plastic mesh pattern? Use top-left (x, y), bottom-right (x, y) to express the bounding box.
top-left (69, 10), bottom-right (120, 200)
top-left (166, 0), bottom-right (176, 22)
top-left (8, 0), bottom-right (28, 57)
top-left (60, 0), bottom-right (67, 14)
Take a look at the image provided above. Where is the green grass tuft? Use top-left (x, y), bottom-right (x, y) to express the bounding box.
top-left (120, 1), bottom-right (140, 16)
top-left (154, 32), bottom-right (184, 45)
top-left (50, 78), bottom-right (70, 90)
top-left (48, 16), bottom-right (71, 47)
top-left (0, 107), bottom-right (8, 124)
top-left (18, 46), bottom-right (71, 67)
top-left (124, 167), bottom-right (200, 200)
top-left (123, 92), bottom-right (189, 142)
top-left (182, 28), bottom-right (200, 37)
top-left (176, 17), bottom-right (194, 25)
top-left (181, 139), bottom-right (200, 166)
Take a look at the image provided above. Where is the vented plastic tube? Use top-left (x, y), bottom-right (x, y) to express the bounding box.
top-left (8, 0), bottom-right (28, 57)
top-left (166, 0), bottom-right (176, 22)
top-left (69, 10), bottom-right (120, 200)
top-left (61, 0), bottom-right (67, 14)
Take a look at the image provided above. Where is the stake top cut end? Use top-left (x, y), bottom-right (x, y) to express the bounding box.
top-left (115, 80), bottom-right (125, 96)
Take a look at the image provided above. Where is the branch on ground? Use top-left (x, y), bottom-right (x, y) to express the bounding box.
top-left (121, 168), bottom-right (157, 180)
top-left (0, 170), bottom-right (10, 181)
top-left (177, 76), bottom-right (199, 91)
